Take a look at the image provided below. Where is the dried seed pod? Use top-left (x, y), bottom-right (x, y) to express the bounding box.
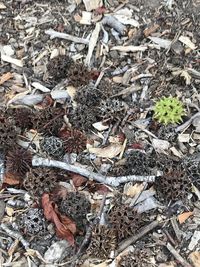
top-left (99, 99), bottom-right (127, 121)
top-left (154, 167), bottom-right (192, 203)
top-left (12, 108), bottom-right (34, 131)
top-left (125, 151), bottom-right (156, 176)
top-left (40, 136), bottom-right (64, 158)
top-left (87, 225), bottom-right (117, 260)
top-left (6, 147), bottom-right (32, 177)
top-left (23, 168), bottom-right (58, 196)
top-left (74, 85), bottom-right (102, 107)
top-left (0, 117), bottom-right (18, 151)
top-left (67, 62), bottom-right (91, 88)
top-left (32, 107), bottom-right (64, 136)
top-left (47, 55), bottom-right (73, 82)
top-left (18, 208), bottom-right (46, 236)
top-left (182, 153), bottom-right (200, 189)
top-left (70, 105), bottom-right (99, 133)
top-left (108, 204), bottom-right (145, 241)
top-left (59, 192), bottom-right (91, 230)
top-left (59, 127), bottom-right (87, 153)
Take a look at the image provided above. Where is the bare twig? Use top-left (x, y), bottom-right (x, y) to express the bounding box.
top-left (176, 111), bottom-right (200, 132)
top-left (32, 156), bottom-right (156, 186)
top-left (166, 242), bottom-right (192, 267)
top-left (117, 220), bottom-right (160, 255)
top-left (0, 223), bottom-right (29, 249)
top-left (102, 16), bottom-right (126, 35)
top-left (45, 29), bottom-right (89, 45)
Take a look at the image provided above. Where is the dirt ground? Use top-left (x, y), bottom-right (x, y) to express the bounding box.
top-left (0, 0), bottom-right (200, 266)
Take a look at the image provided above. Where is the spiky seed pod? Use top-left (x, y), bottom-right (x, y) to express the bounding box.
top-left (12, 108), bottom-right (34, 131)
top-left (153, 97), bottom-right (185, 125)
top-left (23, 168), bottom-right (58, 196)
top-left (67, 62), bottom-right (91, 88)
top-left (0, 117), bottom-right (18, 151)
top-left (6, 147), bottom-right (32, 177)
top-left (59, 192), bottom-right (91, 230)
top-left (47, 55), bottom-right (73, 82)
top-left (87, 225), bottom-right (117, 260)
top-left (59, 127), bottom-right (87, 153)
top-left (74, 85), bottom-right (103, 107)
top-left (99, 99), bottom-right (126, 121)
top-left (108, 204), bottom-right (146, 241)
top-left (154, 167), bottom-right (192, 203)
top-left (40, 136), bottom-right (64, 159)
top-left (18, 208), bottom-right (46, 236)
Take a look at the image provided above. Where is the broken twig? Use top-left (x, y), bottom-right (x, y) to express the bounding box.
top-left (166, 242), bottom-right (192, 267)
top-left (32, 156), bottom-right (156, 187)
top-left (117, 220), bottom-right (160, 255)
top-left (45, 29), bottom-right (89, 45)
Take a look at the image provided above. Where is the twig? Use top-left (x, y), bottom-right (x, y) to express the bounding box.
top-left (176, 111), bottom-right (200, 132)
top-left (116, 220), bottom-right (160, 255)
top-left (101, 16), bottom-right (126, 35)
top-left (45, 29), bottom-right (89, 45)
top-left (166, 242), bottom-right (192, 267)
top-left (0, 223), bottom-right (29, 249)
top-left (32, 156), bottom-right (156, 187)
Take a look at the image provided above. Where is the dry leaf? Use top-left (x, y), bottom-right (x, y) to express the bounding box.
top-left (4, 173), bottom-right (20, 185)
top-left (189, 251), bottom-right (200, 267)
top-left (0, 2), bottom-right (6, 9)
top-left (124, 183), bottom-right (144, 197)
top-left (112, 76), bottom-right (123, 83)
top-left (42, 193), bottom-right (76, 245)
top-left (143, 24), bottom-right (159, 37)
top-left (179, 36), bottom-right (197, 50)
top-left (148, 36), bottom-right (172, 49)
top-left (92, 121), bottom-right (109, 131)
top-left (0, 72), bottom-right (13, 85)
top-left (114, 8), bottom-right (140, 27)
top-left (6, 206), bottom-right (14, 217)
top-left (88, 144), bottom-right (123, 158)
top-left (178, 211), bottom-right (193, 224)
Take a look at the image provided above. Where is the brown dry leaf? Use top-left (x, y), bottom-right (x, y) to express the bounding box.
top-left (0, 72), bottom-right (13, 85)
top-left (71, 174), bottom-right (87, 187)
top-left (189, 251), bottom-right (200, 267)
top-left (143, 24), bottom-right (159, 37)
top-left (124, 183), bottom-right (144, 197)
top-left (88, 143), bottom-right (123, 158)
top-left (42, 193), bottom-right (76, 245)
top-left (4, 173), bottom-right (20, 185)
top-left (178, 211), bottom-right (193, 224)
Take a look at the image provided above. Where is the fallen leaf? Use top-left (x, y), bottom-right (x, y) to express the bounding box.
top-left (92, 121), bottom-right (109, 131)
top-left (71, 174), bottom-right (87, 187)
top-left (6, 206), bottom-right (14, 217)
top-left (0, 2), bottom-right (6, 9)
top-left (189, 251), bottom-right (200, 267)
top-left (114, 8), bottom-right (140, 27)
top-left (0, 72), bottom-right (13, 85)
top-left (88, 143), bottom-right (123, 158)
top-left (178, 211), bottom-right (193, 224)
top-left (148, 36), bottom-right (172, 49)
top-left (3, 173), bottom-right (20, 185)
top-left (179, 35), bottom-right (197, 50)
top-left (42, 193), bottom-right (76, 245)
top-left (124, 183), bottom-right (144, 197)
top-left (143, 24), bottom-right (159, 37)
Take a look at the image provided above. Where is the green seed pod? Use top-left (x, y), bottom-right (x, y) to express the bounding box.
top-left (153, 96), bottom-right (185, 125)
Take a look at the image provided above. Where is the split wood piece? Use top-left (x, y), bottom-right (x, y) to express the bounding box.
top-left (166, 242), bottom-right (192, 267)
top-left (116, 220), bottom-right (160, 255)
top-left (32, 156), bottom-right (156, 187)
top-left (45, 29), bottom-right (89, 45)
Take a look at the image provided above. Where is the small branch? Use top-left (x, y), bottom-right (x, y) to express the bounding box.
top-left (45, 29), bottom-right (89, 45)
top-left (176, 111), bottom-right (200, 132)
top-left (116, 220), bottom-right (160, 255)
top-left (32, 156), bottom-right (156, 187)
top-left (166, 242), bottom-right (192, 267)
top-left (0, 223), bottom-right (29, 249)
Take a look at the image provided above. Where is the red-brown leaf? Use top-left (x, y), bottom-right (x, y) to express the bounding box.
top-left (42, 193), bottom-right (76, 245)
top-left (71, 174), bottom-right (87, 187)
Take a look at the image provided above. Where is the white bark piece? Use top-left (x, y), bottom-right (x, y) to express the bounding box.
top-left (44, 240), bottom-right (71, 263)
top-left (102, 16), bottom-right (126, 35)
top-left (92, 122), bottom-right (109, 131)
top-left (111, 45), bottom-right (147, 52)
top-left (179, 36), bottom-right (197, 50)
top-left (178, 134), bottom-right (190, 143)
top-left (80, 11), bottom-right (92, 25)
top-left (1, 54), bottom-right (23, 67)
top-left (1, 45), bottom-right (14, 56)
top-left (114, 8), bottom-right (139, 27)
top-left (149, 37), bottom-right (172, 49)
top-left (0, 2), bottom-right (6, 9)
top-left (32, 82), bottom-right (50, 92)
top-left (51, 90), bottom-right (69, 100)
top-left (188, 231), bottom-right (200, 250)
top-left (83, 0), bottom-right (103, 11)
top-left (152, 138), bottom-right (170, 151)
top-left (85, 22), bottom-right (101, 66)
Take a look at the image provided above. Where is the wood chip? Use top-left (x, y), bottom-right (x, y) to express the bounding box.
top-left (0, 72), bottom-right (13, 85)
top-left (179, 36), bottom-right (197, 50)
top-left (83, 0), bottom-right (103, 11)
top-left (111, 45), bottom-right (147, 52)
top-left (178, 211), bottom-right (193, 224)
top-left (189, 251), bottom-right (200, 267)
top-left (1, 54), bottom-right (23, 67)
top-left (88, 143), bottom-right (123, 158)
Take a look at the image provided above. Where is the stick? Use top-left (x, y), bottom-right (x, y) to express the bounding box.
top-left (116, 220), bottom-right (160, 255)
top-left (45, 29), bottom-right (89, 45)
top-left (176, 111), bottom-right (200, 132)
top-left (166, 242), bottom-right (192, 267)
top-left (32, 156), bottom-right (156, 187)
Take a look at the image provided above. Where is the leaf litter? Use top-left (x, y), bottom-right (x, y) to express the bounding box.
top-left (0, 0), bottom-right (200, 266)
